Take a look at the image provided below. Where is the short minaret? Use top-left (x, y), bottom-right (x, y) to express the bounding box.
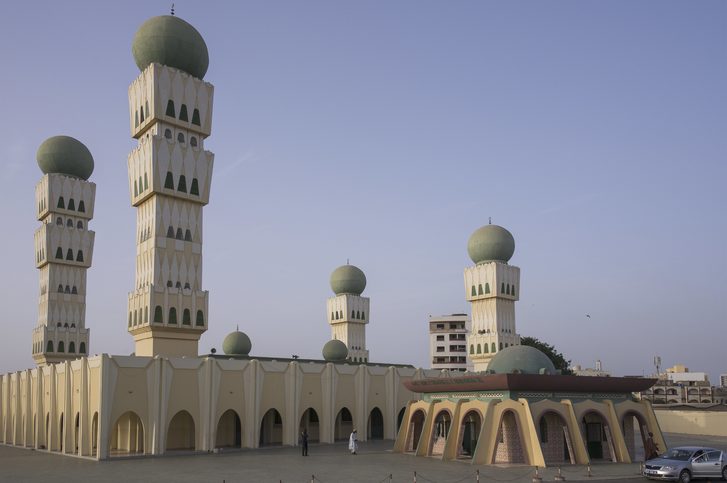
top-left (126, 15), bottom-right (214, 357)
top-left (464, 223), bottom-right (521, 372)
top-left (32, 136), bottom-right (96, 365)
top-left (327, 264), bottom-right (369, 363)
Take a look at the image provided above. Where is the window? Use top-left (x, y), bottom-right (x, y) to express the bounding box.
top-left (436, 324), bottom-right (444, 329)
top-left (166, 226), bottom-right (174, 238)
top-left (56, 217), bottom-right (63, 225)
top-left (184, 229), bottom-right (192, 241)
top-left (491, 342), bottom-right (496, 353)
top-left (184, 283), bottom-right (190, 290)
top-left (138, 176), bottom-right (143, 194)
top-left (478, 284), bottom-right (483, 295)
top-left (78, 200), bottom-right (85, 212)
top-left (469, 345), bottom-right (474, 354)
top-left (178, 175), bottom-right (187, 193)
top-left (168, 307), bottom-right (177, 324)
top-left (511, 285), bottom-right (516, 297)
top-left (356, 310), bottom-right (360, 319)
top-left (351, 310), bottom-right (355, 318)
top-left (190, 178), bottom-right (200, 196)
top-left (128, 312), bottom-right (132, 327)
top-left (471, 285), bottom-right (476, 296)
top-left (436, 335), bottom-right (444, 341)
top-left (144, 173), bottom-right (148, 190)
top-left (76, 221), bottom-right (83, 229)
top-left (499, 342), bottom-right (503, 350)
top-left (144, 307), bottom-right (148, 324)
top-left (331, 312), bottom-right (335, 320)
top-left (177, 132), bottom-right (185, 143)
top-left (196, 310), bottom-right (204, 326)
top-left (182, 309), bottom-right (191, 325)
top-left (139, 105), bottom-right (145, 122)
top-left (167, 280), bottom-right (173, 287)
top-left (58, 284), bottom-right (64, 292)
top-left (190, 137), bottom-right (197, 147)
top-left (179, 104), bottom-right (189, 122)
top-left (76, 251), bottom-right (84, 262)
top-left (47, 341), bottom-right (53, 352)
top-left (176, 228), bottom-right (183, 240)
top-left (67, 218), bottom-right (73, 228)
top-left (485, 283), bottom-right (490, 294)
top-left (58, 341), bottom-right (65, 353)
top-left (175, 282), bottom-right (181, 289)
top-left (135, 111), bottom-right (139, 128)
top-left (506, 284), bottom-right (510, 295)
top-left (57, 197), bottom-right (65, 209)
top-left (79, 342), bottom-right (86, 354)
top-left (66, 249), bottom-right (73, 260)
top-left (154, 306), bottom-right (163, 323)
top-left (64, 285), bottom-right (70, 294)
top-left (166, 99), bottom-right (176, 117)
top-left (192, 108), bottom-right (201, 125)
top-left (133, 311), bottom-right (138, 326)
top-left (361, 311), bottom-right (365, 319)
top-left (69, 342), bottom-right (75, 353)
top-left (55, 247), bottom-right (63, 259)
top-left (145, 100), bottom-right (150, 119)
top-left (164, 172), bottom-right (174, 189)
top-left (476, 344), bottom-right (481, 354)
top-left (165, 128), bottom-right (172, 139)
top-left (134, 180), bottom-right (138, 196)
top-left (484, 343), bottom-right (489, 353)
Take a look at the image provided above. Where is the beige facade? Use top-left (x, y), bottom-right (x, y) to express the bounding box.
top-left (0, 355), bottom-right (437, 459)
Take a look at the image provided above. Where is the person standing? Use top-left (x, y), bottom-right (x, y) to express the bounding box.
top-left (301, 429), bottom-right (309, 456)
top-left (349, 429), bottom-right (358, 455)
top-left (644, 432), bottom-right (660, 461)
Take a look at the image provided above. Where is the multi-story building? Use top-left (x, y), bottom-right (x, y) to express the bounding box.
top-left (640, 364), bottom-right (714, 404)
top-left (720, 374), bottom-right (727, 388)
top-left (571, 360), bottom-right (611, 377)
top-left (429, 314), bottom-right (470, 371)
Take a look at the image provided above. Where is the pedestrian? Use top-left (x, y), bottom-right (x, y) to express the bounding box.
top-left (301, 429), bottom-right (309, 456)
top-left (349, 428), bottom-right (358, 455)
top-left (644, 432), bottom-right (659, 461)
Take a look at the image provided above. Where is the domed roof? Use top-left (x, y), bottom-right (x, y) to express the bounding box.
top-left (222, 330), bottom-right (252, 356)
top-left (487, 345), bottom-right (556, 375)
top-left (322, 339), bottom-right (348, 362)
top-left (132, 15), bottom-right (209, 79)
top-left (330, 264), bottom-right (366, 295)
top-left (36, 136), bottom-right (94, 180)
top-left (467, 224), bottom-right (515, 264)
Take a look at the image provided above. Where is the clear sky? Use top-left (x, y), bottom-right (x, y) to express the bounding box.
top-left (1, 1), bottom-right (725, 381)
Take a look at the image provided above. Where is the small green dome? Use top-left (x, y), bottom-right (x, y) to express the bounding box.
top-left (330, 264), bottom-right (366, 295)
top-left (467, 224), bottom-right (515, 264)
top-left (322, 339), bottom-right (348, 362)
top-left (132, 15), bottom-right (209, 79)
top-left (222, 330), bottom-right (252, 356)
top-left (36, 136), bottom-right (94, 180)
top-left (488, 345), bottom-right (556, 375)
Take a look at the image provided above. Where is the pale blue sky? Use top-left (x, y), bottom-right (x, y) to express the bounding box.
top-left (1, 1), bottom-right (725, 381)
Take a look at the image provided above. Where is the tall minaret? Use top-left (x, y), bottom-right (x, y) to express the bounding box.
top-left (327, 264), bottom-right (370, 363)
top-left (464, 223), bottom-right (521, 372)
top-left (32, 136), bottom-right (95, 365)
top-left (126, 15), bottom-right (214, 357)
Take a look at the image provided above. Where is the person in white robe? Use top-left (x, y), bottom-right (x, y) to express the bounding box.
top-left (348, 429), bottom-right (358, 454)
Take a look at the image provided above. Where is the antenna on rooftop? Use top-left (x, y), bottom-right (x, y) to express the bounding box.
top-left (171, 3), bottom-right (175, 15)
top-left (489, 217), bottom-right (492, 225)
top-left (346, 258), bottom-right (349, 265)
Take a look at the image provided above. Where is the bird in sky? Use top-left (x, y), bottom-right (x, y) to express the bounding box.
top-left (586, 314), bottom-right (591, 318)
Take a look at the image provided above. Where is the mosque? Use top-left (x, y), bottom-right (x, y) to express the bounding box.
top-left (0, 13), bottom-right (662, 465)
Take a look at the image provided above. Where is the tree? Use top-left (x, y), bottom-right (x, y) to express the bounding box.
top-left (520, 336), bottom-right (574, 375)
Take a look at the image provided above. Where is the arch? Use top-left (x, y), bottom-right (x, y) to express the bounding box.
top-left (192, 108), bottom-right (201, 125)
top-left (190, 136), bottom-right (198, 147)
top-left (167, 226), bottom-right (174, 238)
top-left (182, 309), bottom-right (191, 325)
top-left (55, 247), bottom-right (63, 259)
top-left (259, 408), bottom-right (283, 446)
top-left (68, 199), bottom-right (75, 211)
top-left (91, 412), bottom-right (98, 456)
top-left (154, 305), bottom-right (163, 323)
top-left (164, 171), bottom-right (174, 189)
top-left (177, 132), bottom-right (185, 144)
top-left (176, 228), bottom-right (183, 240)
top-left (164, 128), bottom-right (172, 139)
top-left (167, 410), bottom-right (195, 451)
top-left (458, 410), bottom-right (482, 459)
top-left (110, 411), bottom-right (144, 456)
top-left (190, 178), bottom-right (200, 196)
top-left (351, 310), bottom-right (355, 318)
top-left (65, 285), bottom-right (71, 294)
top-left (506, 283), bottom-right (510, 295)
top-left (484, 343), bottom-right (489, 353)
top-left (215, 409), bottom-right (241, 449)
top-left (58, 284), bottom-right (64, 292)
top-left (368, 407), bottom-right (384, 440)
top-left (356, 310), bottom-right (361, 319)
top-left (334, 407), bottom-right (353, 441)
top-left (478, 284), bottom-right (483, 295)
top-left (168, 307), bottom-right (177, 324)
top-left (485, 283), bottom-right (490, 294)
top-left (196, 310), bottom-right (204, 326)
top-left (79, 342), bottom-right (86, 354)
top-left (429, 409), bottom-right (452, 456)
top-left (471, 286), bottom-right (476, 297)
top-left (581, 410), bottom-right (614, 461)
top-left (397, 407), bottom-right (407, 432)
top-left (179, 104), bottom-right (189, 122)
top-left (66, 248), bottom-right (74, 260)
top-left (58, 341), bottom-right (65, 353)
top-left (74, 413), bottom-right (80, 453)
top-left (406, 409), bottom-right (426, 452)
top-left (144, 306), bottom-right (148, 324)
top-left (621, 410), bottom-right (648, 463)
top-left (46, 340), bottom-right (53, 352)
top-left (511, 285), bottom-right (516, 297)
top-left (144, 173), bottom-right (148, 190)
top-left (56, 216), bottom-right (63, 225)
top-left (67, 218), bottom-right (73, 227)
top-left (59, 413), bottom-right (64, 452)
top-left (494, 410), bottom-right (525, 463)
top-left (499, 342), bottom-right (503, 351)
top-left (69, 342), bottom-right (75, 353)
top-left (184, 229), bottom-right (192, 241)
top-left (490, 342), bottom-right (496, 353)
top-left (299, 408), bottom-right (320, 443)
top-left (78, 200), bottom-right (85, 212)
top-left (539, 411), bottom-right (572, 464)
top-left (76, 250), bottom-right (84, 262)
top-left (470, 345), bottom-right (474, 354)
top-left (476, 344), bottom-right (481, 354)
top-left (361, 311), bottom-right (365, 319)
top-left (177, 175), bottom-right (187, 193)
top-left (76, 220), bottom-right (83, 229)
top-left (165, 99), bottom-right (176, 117)
top-left (57, 196), bottom-right (65, 209)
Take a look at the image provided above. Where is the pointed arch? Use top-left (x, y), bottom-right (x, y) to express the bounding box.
top-left (69, 342), bottom-right (75, 353)
top-left (165, 99), bottom-right (176, 117)
top-left (179, 104), bottom-right (189, 122)
top-left (46, 340), bottom-right (53, 352)
top-left (154, 305), bottom-right (163, 323)
top-left (191, 108), bottom-right (201, 126)
top-left (215, 409), bottom-right (241, 449)
top-left (259, 409), bottom-right (283, 446)
top-left (58, 341), bottom-right (65, 353)
top-left (168, 307), bottom-right (177, 324)
top-left (196, 310), bottom-right (204, 326)
top-left (164, 172), bottom-right (174, 189)
top-left (182, 309), bottom-right (191, 325)
top-left (110, 411), bottom-right (144, 456)
top-left (79, 342), bottom-right (86, 354)
top-left (167, 410), bottom-right (195, 451)
top-left (177, 175), bottom-right (187, 193)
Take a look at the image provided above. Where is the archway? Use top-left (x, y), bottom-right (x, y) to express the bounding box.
top-left (368, 407), bottom-right (384, 440)
top-left (109, 411), bottom-right (144, 456)
top-left (406, 409), bottom-right (426, 453)
top-left (429, 410), bottom-right (452, 456)
top-left (458, 410), bottom-right (481, 459)
top-left (582, 411), bottom-right (614, 461)
top-left (539, 411), bottom-right (572, 464)
top-left (259, 408), bottom-right (283, 446)
top-left (299, 408), bottom-right (320, 443)
top-left (334, 407), bottom-right (353, 441)
top-left (396, 407), bottom-right (406, 433)
top-left (91, 412), bottom-right (98, 457)
top-left (59, 413), bottom-right (64, 452)
top-left (44, 413), bottom-right (49, 450)
top-left (494, 411), bottom-right (525, 464)
top-left (622, 411), bottom-right (648, 462)
top-left (74, 413), bottom-right (80, 453)
top-left (167, 410), bottom-right (195, 451)
top-left (215, 409), bottom-right (241, 449)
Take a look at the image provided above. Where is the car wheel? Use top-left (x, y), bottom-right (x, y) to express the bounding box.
top-left (679, 469), bottom-right (691, 483)
top-left (721, 465), bottom-right (727, 481)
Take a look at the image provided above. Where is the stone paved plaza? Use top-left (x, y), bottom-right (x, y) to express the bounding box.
top-left (2, 433), bottom-right (724, 483)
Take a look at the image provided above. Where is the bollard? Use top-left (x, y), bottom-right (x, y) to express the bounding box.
top-left (554, 467), bottom-right (566, 481)
top-left (477, 468), bottom-right (480, 482)
top-left (532, 466), bottom-right (542, 483)
top-left (311, 475), bottom-right (315, 483)
top-left (587, 463), bottom-right (592, 477)
top-left (389, 475), bottom-right (393, 483)
top-left (414, 471), bottom-right (417, 483)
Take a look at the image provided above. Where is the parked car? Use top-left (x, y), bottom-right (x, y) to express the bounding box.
top-left (643, 446), bottom-right (727, 482)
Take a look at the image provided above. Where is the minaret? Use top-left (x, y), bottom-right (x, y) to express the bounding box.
top-left (464, 223), bottom-right (521, 372)
top-left (126, 15), bottom-right (214, 357)
top-left (327, 264), bottom-right (370, 363)
top-left (32, 136), bottom-right (95, 365)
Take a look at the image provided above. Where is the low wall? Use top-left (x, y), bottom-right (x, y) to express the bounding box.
top-left (655, 408), bottom-right (727, 437)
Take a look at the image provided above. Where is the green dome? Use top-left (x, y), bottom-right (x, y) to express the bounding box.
top-left (330, 264), bottom-right (366, 295)
top-left (132, 15), bottom-right (209, 79)
top-left (488, 345), bottom-right (556, 375)
top-left (222, 330), bottom-right (252, 356)
top-left (36, 136), bottom-right (94, 180)
top-left (322, 339), bottom-right (348, 362)
top-left (467, 224), bottom-right (515, 264)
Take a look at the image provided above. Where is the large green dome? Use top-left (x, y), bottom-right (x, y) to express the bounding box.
top-left (36, 136), bottom-right (94, 180)
top-left (488, 345), bottom-right (556, 375)
top-left (132, 15), bottom-right (209, 79)
top-left (322, 339), bottom-right (348, 362)
top-left (330, 264), bottom-right (366, 295)
top-left (222, 330), bottom-right (252, 356)
top-left (467, 224), bottom-right (515, 264)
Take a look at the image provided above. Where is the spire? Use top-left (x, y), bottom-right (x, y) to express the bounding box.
top-left (171, 3), bottom-right (175, 15)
